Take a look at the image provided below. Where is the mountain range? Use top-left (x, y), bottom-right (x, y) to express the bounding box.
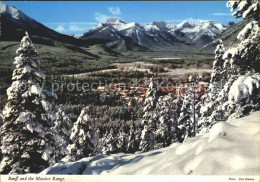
top-left (1, 4), bottom-right (232, 52)
top-left (79, 18), bottom-right (228, 51)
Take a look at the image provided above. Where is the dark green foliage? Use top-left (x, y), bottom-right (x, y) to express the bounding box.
top-left (87, 105), bottom-right (142, 154)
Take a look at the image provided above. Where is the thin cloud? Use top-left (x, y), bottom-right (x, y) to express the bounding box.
top-left (94, 12), bottom-right (110, 22)
top-left (47, 22), bottom-right (96, 33)
top-left (167, 18), bottom-right (211, 25)
top-left (210, 13), bottom-right (231, 16)
top-left (166, 19), bottom-right (187, 23)
top-left (55, 25), bottom-right (66, 32)
top-left (69, 25), bottom-right (86, 32)
top-left (45, 22), bottom-right (96, 25)
top-left (108, 7), bottom-right (121, 15)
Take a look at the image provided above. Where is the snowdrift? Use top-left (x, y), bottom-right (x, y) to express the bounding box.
top-left (41, 111), bottom-right (260, 175)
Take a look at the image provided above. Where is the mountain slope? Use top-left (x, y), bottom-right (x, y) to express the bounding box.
top-left (0, 41), bottom-right (116, 76)
top-left (80, 18), bottom-right (187, 51)
top-left (106, 39), bottom-right (150, 52)
top-left (85, 44), bottom-right (123, 57)
top-left (80, 18), bottom-right (228, 51)
top-left (0, 4), bottom-right (126, 75)
top-left (80, 18), bottom-right (151, 51)
top-left (0, 4), bottom-right (86, 46)
top-left (203, 19), bottom-right (251, 50)
top-left (176, 20), bottom-right (228, 46)
top-left (41, 111), bottom-right (260, 175)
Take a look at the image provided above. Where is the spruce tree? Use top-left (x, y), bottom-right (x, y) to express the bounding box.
top-left (197, 0), bottom-right (260, 134)
top-left (0, 32), bottom-right (65, 174)
top-left (116, 127), bottom-right (127, 153)
top-left (66, 107), bottom-right (97, 162)
top-left (0, 110), bottom-right (2, 162)
top-left (177, 76), bottom-right (200, 141)
top-left (0, 110), bottom-right (2, 127)
top-left (105, 128), bottom-right (118, 154)
top-left (126, 122), bottom-right (139, 153)
top-left (52, 105), bottom-right (73, 152)
top-left (155, 93), bottom-right (181, 148)
top-left (100, 129), bottom-right (110, 155)
top-left (139, 78), bottom-right (159, 152)
top-left (218, 0), bottom-right (260, 120)
top-left (197, 40), bottom-right (226, 132)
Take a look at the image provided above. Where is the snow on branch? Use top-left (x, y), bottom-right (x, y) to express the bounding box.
top-left (228, 74), bottom-right (260, 103)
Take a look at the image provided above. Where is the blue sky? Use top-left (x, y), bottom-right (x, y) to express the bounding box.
top-left (2, 1), bottom-right (240, 35)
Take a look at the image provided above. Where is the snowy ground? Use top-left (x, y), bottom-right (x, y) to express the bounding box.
top-left (41, 111), bottom-right (260, 175)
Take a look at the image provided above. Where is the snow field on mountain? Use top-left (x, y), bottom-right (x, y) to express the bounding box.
top-left (0, 4), bottom-right (21, 19)
top-left (41, 111), bottom-right (260, 175)
top-left (81, 17), bottom-right (228, 48)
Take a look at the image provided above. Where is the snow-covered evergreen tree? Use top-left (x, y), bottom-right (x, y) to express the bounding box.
top-left (227, 0), bottom-right (259, 21)
top-left (66, 107), bottom-right (97, 162)
top-left (126, 122), bottom-right (140, 153)
top-left (139, 78), bottom-right (159, 152)
top-left (0, 32), bottom-right (66, 174)
top-left (155, 93), bottom-right (181, 148)
top-left (99, 129), bottom-right (109, 155)
top-left (102, 128), bottom-right (118, 154)
top-left (211, 40), bottom-right (226, 86)
top-left (139, 125), bottom-right (155, 152)
top-left (0, 110), bottom-right (2, 162)
top-left (177, 76), bottom-right (200, 142)
top-left (126, 126), bottom-right (136, 153)
top-left (0, 110), bottom-right (2, 127)
top-left (218, 0), bottom-right (260, 120)
top-left (52, 105), bottom-right (73, 151)
top-left (117, 127), bottom-right (127, 153)
top-left (198, 41), bottom-right (226, 132)
top-left (198, 0), bottom-right (260, 134)
top-left (226, 0), bottom-right (260, 73)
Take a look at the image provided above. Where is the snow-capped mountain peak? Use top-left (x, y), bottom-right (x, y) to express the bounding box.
top-left (1, 3), bottom-right (84, 46)
top-left (102, 18), bottom-right (127, 30)
top-left (119, 22), bottom-right (144, 31)
top-left (0, 4), bottom-right (25, 20)
top-left (80, 18), bottom-right (228, 50)
top-left (175, 20), bottom-right (228, 45)
top-left (176, 20), bottom-right (211, 29)
top-left (176, 20), bottom-right (194, 29)
top-left (177, 20), bottom-right (226, 31)
top-left (152, 21), bottom-right (176, 30)
top-left (88, 18), bottom-right (126, 32)
top-left (145, 21), bottom-right (176, 32)
top-left (103, 18), bottom-right (125, 24)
